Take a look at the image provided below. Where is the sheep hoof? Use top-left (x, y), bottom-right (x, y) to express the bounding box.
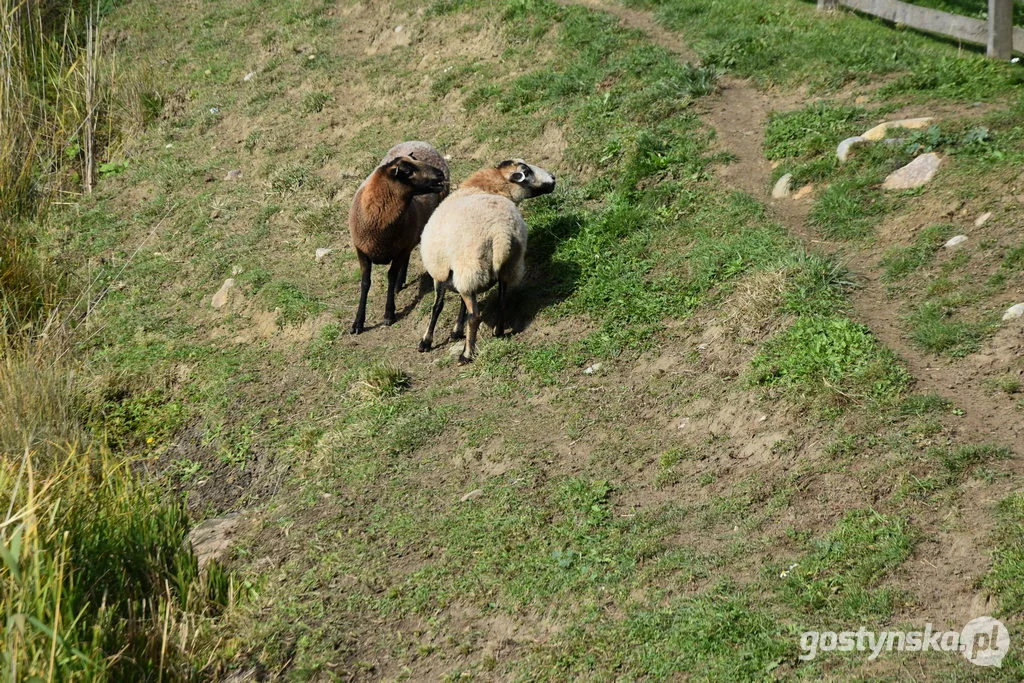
top-left (494, 328), bottom-right (505, 338)
top-left (417, 339), bottom-right (431, 353)
top-left (458, 353), bottom-right (474, 365)
top-left (383, 315), bottom-right (395, 327)
top-left (450, 330), bottom-right (465, 341)
top-left (350, 322), bottom-right (363, 335)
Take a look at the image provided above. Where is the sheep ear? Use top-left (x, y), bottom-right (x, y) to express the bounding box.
top-left (390, 160), bottom-right (413, 179)
top-left (510, 171), bottom-right (526, 183)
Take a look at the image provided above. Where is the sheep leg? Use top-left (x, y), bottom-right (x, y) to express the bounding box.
top-left (418, 280), bottom-right (445, 352)
top-left (351, 251), bottom-right (372, 335)
top-left (383, 254), bottom-right (409, 326)
top-left (494, 280), bottom-right (508, 338)
top-left (458, 293), bottom-right (480, 365)
top-left (451, 300), bottom-right (467, 341)
top-left (395, 261), bottom-right (408, 292)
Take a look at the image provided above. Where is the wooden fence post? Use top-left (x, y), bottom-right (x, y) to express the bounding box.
top-left (987, 0), bottom-right (1013, 59)
top-left (818, 0), bottom-right (839, 11)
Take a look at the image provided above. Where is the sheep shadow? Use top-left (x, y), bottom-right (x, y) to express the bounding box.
top-left (478, 208), bottom-right (586, 338)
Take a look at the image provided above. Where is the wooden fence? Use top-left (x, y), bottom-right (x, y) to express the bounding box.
top-left (817, 0), bottom-right (1023, 58)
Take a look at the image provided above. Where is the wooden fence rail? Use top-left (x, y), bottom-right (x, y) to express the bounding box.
top-left (817, 0), bottom-right (1023, 58)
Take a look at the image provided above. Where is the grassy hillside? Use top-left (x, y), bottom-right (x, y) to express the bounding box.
top-left (12, 0), bottom-right (1024, 678)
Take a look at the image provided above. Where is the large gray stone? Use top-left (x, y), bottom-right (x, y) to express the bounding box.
top-left (882, 153), bottom-right (942, 191)
top-left (1003, 303), bottom-right (1024, 321)
top-left (188, 514), bottom-right (241, 568)
top-left (862, 117), bottom-right (934, 141)
top-left (211, 278), bottom-right (236, 309)
top-left (771, 173), bottom-right (793, 199)
top-left (836, 136), bottom-right (867, 163)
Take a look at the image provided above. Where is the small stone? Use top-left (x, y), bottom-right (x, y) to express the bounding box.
top-left (974, 212), bottom-right (992, 227)
top-left (862, 117), bottom-right (934, 141)
top-left (224, 169), bottom-right (242, 181)
top-left (792, 184), bottom-right (815, 200)
top-left (231, 265), bottom-right (243, 276)
top-left (211, 278), bottom-right (236, 309)
top-left (209, 107), bottom-right (219, 115)
top-left (394, 25), bottom-right (403, 32)
top-left (188, 514), bottom-right (240, 568)
top-left (460, 489), bottom-right (484, 502)
top-left (944, 235), bottom-right (968, 249)
top-left (210, 209), bottom-right (221, 219)
top-left (307, 54), bottom-right (316, 60)
top-left (1003, 304), bottom-right (1024, 321)
top-left (243, 71), bottom-right (256, 82)
top-left (583, 362), bottom-right (602, 375)
top-left (771, 173), bottom-right (793, 199)
top-left (677, 417), bottom-right (690, 430)
top-left (882, 153), bottom-right (942, 191)
top-left (836, 136), bottom-right (867, 163)
top-left (315, 248), bottom-right (333, 263)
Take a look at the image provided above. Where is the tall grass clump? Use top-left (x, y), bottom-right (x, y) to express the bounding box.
top-left (0, 2), bottom-right (217, 679)
top-left (1, 447), bottom-right (231, 681)
top-left (0, 0), bottom-right (152, 217)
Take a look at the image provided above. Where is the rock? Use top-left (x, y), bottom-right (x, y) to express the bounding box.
top-left (583, 362), bottom-right (602, 375)
top-left (836, 136), bottom-right (867, 163)
top-left (224, 169), bottom-right (242, 181)
top-left (771, 173), bottom-right (793, 199)
top-left (243, 71), bottom-right (256, 82)
top-left (677, 417), bottom-right (690, 430)
top-left (394, 25), bottom-right (403, 32)
top-left (188, 514), bottom-right (240, 568)
top-left (231, 265), bottom-right (243, 276)
top-left (315, 248), bottom-right (333, 263)
top-left (792, 184), bottom-right (815, 200)
top-left (1003, 303), bottom-right (1024, 321)
top-left (210, 209), bottom-right (221, 220)
top-left (974, 211), bottom-right (992, 227)
top-left (460, 489), bottom-right (484, 502)
top-left (944, 235), bottom-right (968, 249)
top-left (211, 278), bottom-right (236, 309)
top-left (862, 117), bottom-right (934, 141)
top-left (882, 153), bottom-right (942, 190)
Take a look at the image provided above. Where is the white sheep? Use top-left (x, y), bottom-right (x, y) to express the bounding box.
top-left (417, 159), bottom-right (556, 363)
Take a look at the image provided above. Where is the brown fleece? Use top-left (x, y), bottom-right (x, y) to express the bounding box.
top-left (349, 169), bottom-right (442, 264)
top-left (459, 167), bottom-right (516, 201)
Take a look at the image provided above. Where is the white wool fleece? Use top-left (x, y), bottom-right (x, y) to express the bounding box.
top-left (420, 189), bottom-right (527, 296)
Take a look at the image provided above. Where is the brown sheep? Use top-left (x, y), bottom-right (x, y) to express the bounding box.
top-left (348, 141), bottom-right (449, 335)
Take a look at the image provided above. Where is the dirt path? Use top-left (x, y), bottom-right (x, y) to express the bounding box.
top-left (559, 0), bottom-right (1022, 628)
top-left (562, 0), bottom-right (1020, 460)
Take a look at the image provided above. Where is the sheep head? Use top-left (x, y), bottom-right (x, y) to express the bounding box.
top-left (381, 155), bottom-right (449, 196)
top-left (496, 159), bottom-right (556, 202)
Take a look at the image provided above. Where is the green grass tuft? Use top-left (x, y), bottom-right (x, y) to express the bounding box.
top-left (751, 316), bottom-right (910, 405)
top-left (356, 361), bottom-right (412, 399)
top-left (778, 509), bottom-right (916, 619)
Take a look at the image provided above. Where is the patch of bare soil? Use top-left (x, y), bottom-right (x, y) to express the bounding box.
top-left (560, 0), bottom-right (1021, 632)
